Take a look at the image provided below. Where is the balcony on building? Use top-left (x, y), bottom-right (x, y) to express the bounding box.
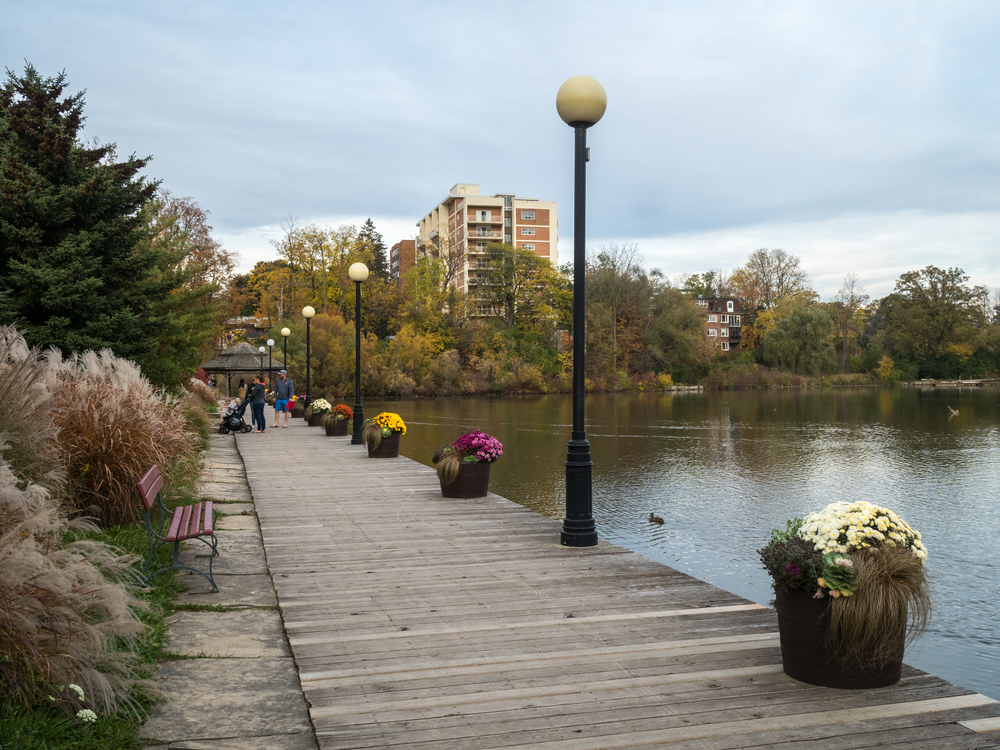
top-left (467, 212), bottom-right (503, 224)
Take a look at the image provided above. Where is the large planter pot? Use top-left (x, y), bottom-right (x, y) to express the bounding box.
top-left (291, 404), bottom-right (306, 418)
top-left (440, 461), bottom-right (491, 498)
top-left (326, 418), bottom-right (349, 436)
top-left (775, 588), bottom-right (903, 689)
top-left (367, 431), bottom-right (400, 458)
top-left (308, 412), bottom-right (328, 427)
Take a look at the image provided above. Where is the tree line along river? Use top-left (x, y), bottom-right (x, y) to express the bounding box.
top-left (365, 387), bottom-right (1000, 699)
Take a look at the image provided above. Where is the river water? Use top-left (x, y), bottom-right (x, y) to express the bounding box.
top-left (365, 388), bottom-right (1000, 698)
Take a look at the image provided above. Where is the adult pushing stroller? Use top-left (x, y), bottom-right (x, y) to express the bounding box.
top-left (219, 398), bottom-right (253, 434)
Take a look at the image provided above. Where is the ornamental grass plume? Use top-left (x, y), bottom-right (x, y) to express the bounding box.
top-left (827, 545), bottom-right (931, 667)
top-left (186, 376), bottom-right (217, 404)
top-left (0, 329), bottom-right (149, 714)
top-left (48, 349), bottom-right (200, 526)
top-left (434, 449), bottom-right (461, 484)
top-left (362, 421), bottom-right (384, 451)
top-left (0, 459), bottom-right (148, 714)
top-left (0, 327), bottom-right (63, 489)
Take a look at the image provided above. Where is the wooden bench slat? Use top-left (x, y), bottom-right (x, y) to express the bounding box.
top-left (137, 465), bottom-right (164, 511)
top-left (185, 502), bottom-right (203, 540)
top-left (202, 501), bottom-right (214, 535)
top-left (175, 505), bottom-right (194, 541)
top-left (137, 465), bottom-right (161, 496)
top-left (165, 507), bottom-right (185, 542)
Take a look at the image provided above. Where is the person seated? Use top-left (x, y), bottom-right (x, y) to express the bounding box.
top-left (218, 398), bottom-right (238, 428)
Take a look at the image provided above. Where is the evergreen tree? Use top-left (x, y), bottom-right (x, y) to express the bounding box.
top-left (0, 65), bottom-right (161, 358)
top-left (358, 218), bottom-right (389, 281)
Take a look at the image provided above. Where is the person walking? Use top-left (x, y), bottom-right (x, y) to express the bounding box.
top-left (237, 378), bottom-right (247, 402)
top-left (246, 375), bottom-right (267, 433)
top-left (273, 369), bottom-right (294, 428)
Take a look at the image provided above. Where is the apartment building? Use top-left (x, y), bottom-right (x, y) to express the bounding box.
top-left (389, 239), bottom-right (415, 289)
top-left (694, 296), bottom-right (743, 353)
top-left (416, 183), bottom-right (557, 296)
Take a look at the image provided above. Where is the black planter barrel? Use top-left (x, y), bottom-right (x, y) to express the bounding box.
top-left (775, 588), bottom-right (903, 689)
top-left (367, 432), bottom-right (400, 458)
top-left (326, 418), bottom-right (349, 436)
top-left (440, 462), bottom-right (491, 498)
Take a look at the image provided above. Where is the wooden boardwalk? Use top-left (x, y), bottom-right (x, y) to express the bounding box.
top-left (235, 415), bottom-right (1000, 749)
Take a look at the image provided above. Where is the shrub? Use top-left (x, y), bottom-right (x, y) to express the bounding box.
top-left (655, 373), bottom-right (674, 390)
top-left (49, 349), bottom-right (200, 526)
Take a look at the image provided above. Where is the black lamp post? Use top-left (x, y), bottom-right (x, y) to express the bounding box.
top-left (258, 345), bottom-right (265, 378)
top-left (302, 306), bottom-right (315, 406)
top-left (556, 75), bottom-right (607, 547)
top-left (266, 338), bottom-right (275, 391)
top-left (280, 327), bottom-right (290, 377)
top-left (348, 262), bottom-right (369, 445)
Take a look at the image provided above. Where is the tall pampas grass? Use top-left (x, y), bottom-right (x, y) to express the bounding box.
top-left (0, 329), bottom-right (149, 713)
top-left (187, 376), bottom-right (218, 404)
top-left (0, 327), bottom-right (63, 488)
top-left (49, 349), bottom-right (200, 526)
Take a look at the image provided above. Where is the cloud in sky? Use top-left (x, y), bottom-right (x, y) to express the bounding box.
top-left (4, 1), bottom-right (999, 297)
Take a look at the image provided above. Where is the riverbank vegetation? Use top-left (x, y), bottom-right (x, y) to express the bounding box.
top-left (234, 238), bottom-right (1000, 397)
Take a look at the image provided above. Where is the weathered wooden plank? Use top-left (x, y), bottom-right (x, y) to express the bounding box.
top-left (234, 422), bottom-right (1000, 750)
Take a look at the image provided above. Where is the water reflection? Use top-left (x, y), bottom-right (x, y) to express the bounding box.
top-left (366, 388), bottom-right (1000, 698)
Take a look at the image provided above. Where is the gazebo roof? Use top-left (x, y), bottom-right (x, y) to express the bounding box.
top-left (202, 342), bottom-right (286, 373)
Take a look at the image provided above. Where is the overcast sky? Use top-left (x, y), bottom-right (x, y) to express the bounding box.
top-left (5, 1), bottom-right (999, 299)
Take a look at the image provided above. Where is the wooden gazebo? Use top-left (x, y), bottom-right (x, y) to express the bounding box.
top-left (201, 342), bottom-right (287, 397)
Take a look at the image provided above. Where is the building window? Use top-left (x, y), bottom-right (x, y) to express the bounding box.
top-left (505, 218), bottom-right (511, 227)
top-left (521, 227), bottom-right (535, 236)
top-left (696, 299), bottom-right (708, 308)
top-left (721, 329), bottom-right (729, 337)
top-left (722, 342), bottom-right (730, 351)
top-left (521, 210), bottom-right (535, 220)
top-left (478, 210), bottom-right (490, 222)
top-left (733, 315), bottom-right (740, 326)
top-left (727, 300), bottom-right (734, 312)
top-left (521, 243), bottom-right (535, 250)
top-left (707, 314), bottom-right (718, 322)
top-left (707, 329), bottom-right (718, 337)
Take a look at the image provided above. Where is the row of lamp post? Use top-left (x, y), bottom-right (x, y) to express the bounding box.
top-left (290, 263), bottom-right (370, 437)
top-left (269, 76), bottom-right (603, 550)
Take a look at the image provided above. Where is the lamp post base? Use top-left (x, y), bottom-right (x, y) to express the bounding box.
top-left (351, 402), bottom-right (365, 445)
top-left (561, 437), bottom-right (597, 547)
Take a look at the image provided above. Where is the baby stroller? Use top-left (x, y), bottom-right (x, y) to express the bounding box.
top-left (219, 399), bottom-right (253, 434)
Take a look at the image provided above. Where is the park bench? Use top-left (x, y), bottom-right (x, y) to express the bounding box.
top-left (138, 464), bottom-right (219, 592)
